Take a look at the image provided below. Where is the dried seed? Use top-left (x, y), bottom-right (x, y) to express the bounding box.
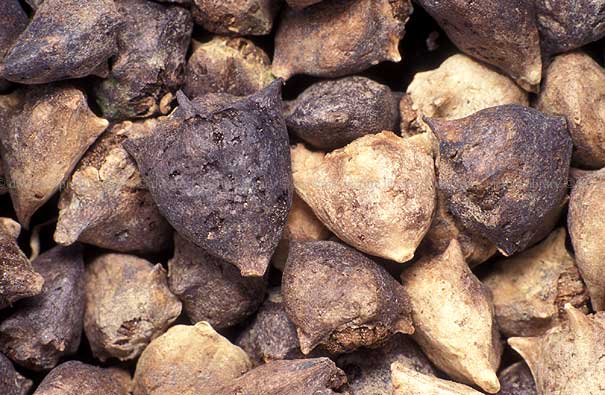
top-left (33, 361), bottom-right (131, 395)
top-left (282, 240), bottom-right (414, 354)
top-left (0, 0), bottom-right (28, 92)
top-left (55, 119), bottom-right (173, 254)
top-left (336, 334), bottom-right (437, 395)
top-left (84, 253), bottom-right (182, 362)
top-left (284, 76), bottom-right (400, 150)
top-left (0, 85), bottom-right (108, 228)
top-left (416, 0), bottom-right (541, 91)
top-left (215, 358), bottom-right (348, 395)
top-left (509, 305), bottom-right (605, 395)
top-left (536, 52), bottom-right (605, 169)
top-left (292, 132), bottom-right (435, 263)
top-left (0, 352), bottom-right (32, 395)
top-left (0, 218), bottom-right (44, 310)
top-left (124, 81), bottom-right (292, 277)
top-left (191, 0), bottom-right (280, 36)
top-left (133, 322), bottom-right (252, 395)
top-left (497, 362), bottom-right (536, 395)
top-left (0, 0), bottom-right (120, 84)
top-left (391, 363), bottom-right (483, 395)
top-left (401, 240), bottom-right (502, 393)
top-left (568, 168), bottom-right (605, 311)
top-left (285, 0), bottom-right (323, 9)
top-left (427, 104), bottom-right (572, 257)
top-left (483, 228), bottom-right (589, 337)
top-left (184, 37), bottom-right (274, 98)
top-left (168, 234), bottom-right (266, 329)
top-left (0, 245), bottom-right (85, 371)
top-left (94, 0), bottom-right (193, 121)
top-left (273, 0), bottom-right (412, 79)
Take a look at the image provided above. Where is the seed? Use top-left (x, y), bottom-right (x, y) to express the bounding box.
top-left (33, 361), bottom-right (131, 395)
top-left (497, 362), bottom-right (537, 395)
top-left (0, 352), bottom-right (32, 395)
top-left (191, 0), bottom-right (280, 36)
top-left (285, 0), bottom-right (323, 9)
top-left (0, 0), bottom-right (28, 91)
top-left (391, 363), bottom-right (484, 395)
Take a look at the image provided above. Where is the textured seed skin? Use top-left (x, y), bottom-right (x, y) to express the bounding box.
top-left (55, 120), bottom-right (173, 254)
top-left (94, 0), bottom-right (193, 121)
top-left (191, 0), bottom-right (280, 36)
top-left (1, 0), bottom-right (121, 84)
top-left (427, 104), bottom-right (572, 257)
top-left (124, 81), bottom-right (292, 277)
top-left (497, 362), bottom-right (537, 395)
top-left (285, 76), bottom-right (400, 150)
top-left (0, 0), bottom-right (28, 91)
top-left (168, 234), bottom-right (266, 329)
top-left (391, 363), bottom-right (484, 395)
top-left (282, 240), bottom-right (414, 355)
top-left (415, 0), bottom-right (541, 92)
top-left (0, 245), bottom-right (85, 371)
top-left (33, 361), bottom-right (131, 395)
top-left (0, 353), bottom-right (32, 395)
top-left (215, 358), bottom-right (348, 395)
top-left (273, 0), bottom-right (412, 79)
top-left (285, 0), bottom-right (323, 9)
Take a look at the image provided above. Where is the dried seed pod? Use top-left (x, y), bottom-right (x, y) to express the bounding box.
top-left (536, 52), bottom-right (605, 169)
top-left (336, 334), bottom-right (437, 395)
top-left (133, 322), bottom-right (252, 395)
top-left (273, 0), bottom-right (412, 79)
top-left (0, 0), bottom-right (120, 84)
top-left (535, 1), bottom-right (605, 55)
top-left (33, 361), bottom-right (131, 395)
top-left (401, 240), bottom-right (502, 393)
top-left (509, 305), bottom-right (605, 395)
top-left (168, 234), bottom-right (266, 329)
top-left (568, 168), bottom-right (605, 311)
top-left (0, 245), bottom-right (85, 371)
top-left (94, 0), bottom-right (192, 121)
top-left (284, 76), bottom-right (400, 150)
top-left (282, 240), bottom-right (414, 354)
top-left (85, 253), bottom-right (182, 362)
top-left (0, 218), bottom-right (44, 309)
top-left (215, 358), bottom-right (348, 395)
top-left (403, 54), bottom-right (528, 135)
top-left (292, 132), bottom-right (435, 263)
top-left (0, 85), bottom-right (108, 228)
top-left (427, 104), bottom-right (572, 257)
top-left (184, 37), bottom-right (274, 99)
top-left (0, 352), bottom-right (32, 395)
top-left (498, 362), bottom-right (537, 395)
top-left (0, 0), bottom-right (28, 91)
top-left (415, 0), bottom-right (541, 91)
top-left (191, 0), bottom-right (279, 35)
top-left (391, 363), bottom-right (483, 395)
top-left (285, 0), bottom-right (323, 9)
top-left (236, 289), bottom-right (302, 364)
top-left (124, 81), bottom-right (292, 277)
top-left (483, 228), bottom-right (589, 337)
top-left (55, 120), bottom-right (173, 254)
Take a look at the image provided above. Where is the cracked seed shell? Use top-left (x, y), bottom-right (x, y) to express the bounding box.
top-left (191, 0), bottom-right (280, 36)
top-left (33, 361), bottom-right (131, 395)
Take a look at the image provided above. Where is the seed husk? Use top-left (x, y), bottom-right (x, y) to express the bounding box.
top-left (401, 239), bottom-right (502, 393)
top-left (273, 0), bottom-right (412, 79)
top-left (427, 104), bottom-right (572, 257)
top-left (391, 362), bottom-right (483, 395)
top-left (285, 76), bottom-right (400, 150)
top-left (282, 240), bottom-right (414, 355)
top-left (84, 253), bottom-right (182, 362)
top-left (0, 0), bottom-right (120, 84)
top-left (54, 119), bottom-right (173, 254)
top-left (497, 362), bottom-right (537, 395)
top-left (124, 81), bottom-right (291, 277)
top-left (191, 0), bottom-right (280, 36)
top-left (33, 361), bottom-right (131, 395)
top-left (0, 352), bottom-right (32, 395)
top-left (0, 245), bottom-right (85, 371)
top-left (0, 0), bottom-right (28, 92)
top-left (167, 234), bottom-right (267, 329)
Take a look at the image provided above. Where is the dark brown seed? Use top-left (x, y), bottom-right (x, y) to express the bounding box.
top-left (33, 361), bottom-right (131, 395)
top-left (0, 352), bottom-right (32, 395)
top-left (273, 0), bottom-right (412, 79)
top-left (282, 240), bottom-right (414, 355)
top-left (184, 37), bottom-right (274, 99)
top-left (284, 76), bottom-right (400, 150)
top-left (0, 218), bottom-right (44, 310)
top-left (497, 362), bottom-right (537, 395)
top-left (0, 245), bottom-right (85, 371)
top-left (54, 119), bottom-right (173, 254)
top-left (0, 0), bottom-right (121, 84)
top-left (168, 234), bottom-right (266, 329)
top-left (415, 0), bottom-right (541, 91)
top-left (285, 0), bottom-right (323, 9)
top-left (0, 0), bottom-right (28, 92)
top-left (215, 358), bottom-right (348, 395)
top-left (427, 104), bottom-right (572, 257)
top-left (94, 0), bottom-right (192, 121)
top-left (84, 253), bottom-right (182, 362)
top-left (124, 81), bottom-right (292, 277)
top-left (191, 0), bottom-right (280, 36)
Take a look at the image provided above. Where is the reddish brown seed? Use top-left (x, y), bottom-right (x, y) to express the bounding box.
top-left (191, 0), bottom-right (280, 36)
top-left (33, 361), bottom-right (131, 395)
top-left (285, 0), bottom-right (323, 9)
